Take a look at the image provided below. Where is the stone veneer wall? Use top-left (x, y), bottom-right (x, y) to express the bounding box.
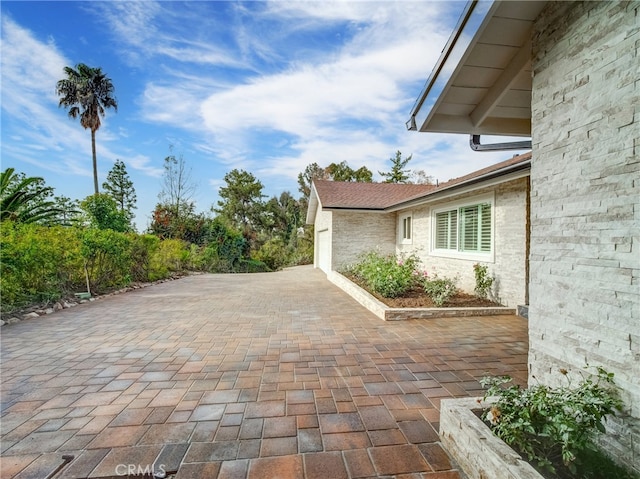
top-left (331, 211), bottom-right (396, 272)
top-left (396, 177), bottom-right (529, 308)
top-left (530, 1), bottom-right (639, 471)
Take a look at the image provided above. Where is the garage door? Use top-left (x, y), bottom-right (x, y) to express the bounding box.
top-left (317, 230), bottom-right (331, 273)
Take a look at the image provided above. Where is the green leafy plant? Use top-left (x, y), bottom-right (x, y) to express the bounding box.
top-left (473, 263), bottom-right (494, 299)
top-left (0, 221), bottom-right (84, 310)
top-left (421, 274), bottom-right (458, 306)
top-left (348, 250), bottom-right (420, 298)
top-left (480, 367), bottom-right (623, 476)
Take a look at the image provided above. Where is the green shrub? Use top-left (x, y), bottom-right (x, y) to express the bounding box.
top-left (0, 221), bottom-right (84, 310)
top-left (480, 367), bottom-right (623, 476)
top-left (80, 193), bottom-right (131, 232)
top-left (236, 259), bottom-right (270, 273)
top-left (81, 228), bottom-right (132, 292)
top-left (421, 274), bottom-right (458, 306)
top-left (129, 234), bottom-right (160, 282)
top-left (149, 238), bottom-right (188, 280)
top-left (0, 220), bottom-right (204, 312)
top-left (349, 250), bottom-right (420, 298)
top-left (473, 263), bottom-right (494, 299)
top-left (251, 238), bottom-right (287, 271)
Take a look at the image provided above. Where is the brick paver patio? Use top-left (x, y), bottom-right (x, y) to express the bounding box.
top-left (0, 266), bottom-right (528, 478)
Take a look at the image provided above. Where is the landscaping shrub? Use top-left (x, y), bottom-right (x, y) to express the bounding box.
top-left (148, 238), bottom-right (189, 280)
top-left (421, 274), bottom-right (458, 306)
top-left (473, 263), bottom-right (494, 299)
top-left (251, 238), bottom-right (287, 271)
top-left (480, 367), bottom-right (624, 476)
top-left (349, 250), bottom-right (420, 298)
top-left (0, 221), bottom-right (84, 310)
top-left (236, 259), bottom-right (270, 273)
top-left (128, 234), bottom-right (161, 282)
top-left (0, 221), bottom-right (199, 311)
top-left (81, 228), bottom-right (133, 293)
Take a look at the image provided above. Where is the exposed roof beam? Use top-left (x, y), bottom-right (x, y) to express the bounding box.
top-left (470, 38), bottom-right (532, 127)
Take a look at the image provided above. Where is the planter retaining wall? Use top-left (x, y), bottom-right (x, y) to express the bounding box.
top-left (440, 397), bottom-right (544, 479)
top-left (327, 271), bottom-right (516, 321)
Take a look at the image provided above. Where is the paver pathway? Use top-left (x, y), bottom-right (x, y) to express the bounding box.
top-left (1, 266), bottom-right (528, 478)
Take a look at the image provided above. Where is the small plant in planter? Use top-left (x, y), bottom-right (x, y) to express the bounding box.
top-left (347, 250), bottom-right (421, 298)
top-left (421, 273), bottom-right (458, 306)
top-left (473, 263), bottom-right (494, 299)
top-left (480, 366), bottom-right (625, 478)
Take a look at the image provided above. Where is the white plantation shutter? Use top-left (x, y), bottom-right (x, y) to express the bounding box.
top-left (480, 203), bottom-right (491, 252)
top-left (434, 201), bottom-right (491, 254)
top-left (458, 203), bottom-right (491, 253)
top-left (460, 205), bottom-right (479, 251)
top-left (435, 210), bottom-right (457, 250)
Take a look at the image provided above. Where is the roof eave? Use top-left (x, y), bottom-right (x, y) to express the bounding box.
top-left (305, 182), bottom-right (320, 225)
top-left (408, 0), bottom-right (548, 138)
top-left (408, 0), bottom-right (497, 133)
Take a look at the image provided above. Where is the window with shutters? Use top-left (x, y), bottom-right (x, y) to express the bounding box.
top-left (432, 194), bottom-right (494, 261)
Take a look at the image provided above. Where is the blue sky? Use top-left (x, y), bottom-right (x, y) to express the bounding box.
top-left (1, 1), bottom-right (526, 230)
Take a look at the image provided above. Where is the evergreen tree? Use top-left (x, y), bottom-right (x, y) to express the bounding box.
top-left (379, 150), bottom-right (412, 183)
top-left (326, 161), bottom-right (373, 182)
top-left (214, 169), bottom-right (266, 237)
top-left (297, 161), bottom-right (372, 210)
top-left (48, 195), bottom-right (81, 226)
top-left (297, 162), bottom-right (329, 200)
top-left (102, 160), bottom-right (136, 225)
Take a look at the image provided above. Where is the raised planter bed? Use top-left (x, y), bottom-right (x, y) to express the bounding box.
top-left (440, 397), bottom-right (544, 479)
top-left (327, 271), bottom-right (516, 321)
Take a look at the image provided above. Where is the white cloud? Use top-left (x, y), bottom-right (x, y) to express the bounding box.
top-left (192, 2), bottom-right (455, 184)
top-left (128, 154), bottom-right (164, 178)
top-left (0, 14), bottom-right (162, 186)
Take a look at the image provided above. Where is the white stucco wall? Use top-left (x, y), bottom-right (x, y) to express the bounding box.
top-left (396, 177), bottom-right (529, 308)
top-left (530, 1), bottom-right (639, 471)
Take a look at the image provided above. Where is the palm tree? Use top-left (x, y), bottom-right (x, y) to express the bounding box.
top-left (0, 168), bottom-right (61, 224)
top-left (56, 63), bottom-right (118, 195)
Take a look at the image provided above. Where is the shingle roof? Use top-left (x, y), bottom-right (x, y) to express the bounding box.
top-left (313, 180), bottom-right (435, 209)
top-left (312, 152), bottom-right (531, 211)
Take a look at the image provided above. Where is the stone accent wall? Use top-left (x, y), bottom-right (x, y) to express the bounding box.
top-left (530, 1), bottom-right (639, 471)
top-left (397, 177), bottom-right (529, 308)
top-left (331, 211), bottom-right (396, 271)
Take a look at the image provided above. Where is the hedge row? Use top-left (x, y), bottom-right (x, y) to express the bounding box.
top-left (0, 221), bottom-right (268, 312)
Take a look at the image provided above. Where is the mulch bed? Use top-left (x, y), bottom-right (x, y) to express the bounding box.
top-left (345, 275), bottom-right (503, 308)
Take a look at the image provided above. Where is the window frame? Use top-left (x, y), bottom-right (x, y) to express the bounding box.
top-left (398, 212), bottom-right (413, 245)
top-left (431, 193), bottom-right (495, 262)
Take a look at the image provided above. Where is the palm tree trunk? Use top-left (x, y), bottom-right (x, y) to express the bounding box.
top-left (91, 129), bottom-right (99, 195)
